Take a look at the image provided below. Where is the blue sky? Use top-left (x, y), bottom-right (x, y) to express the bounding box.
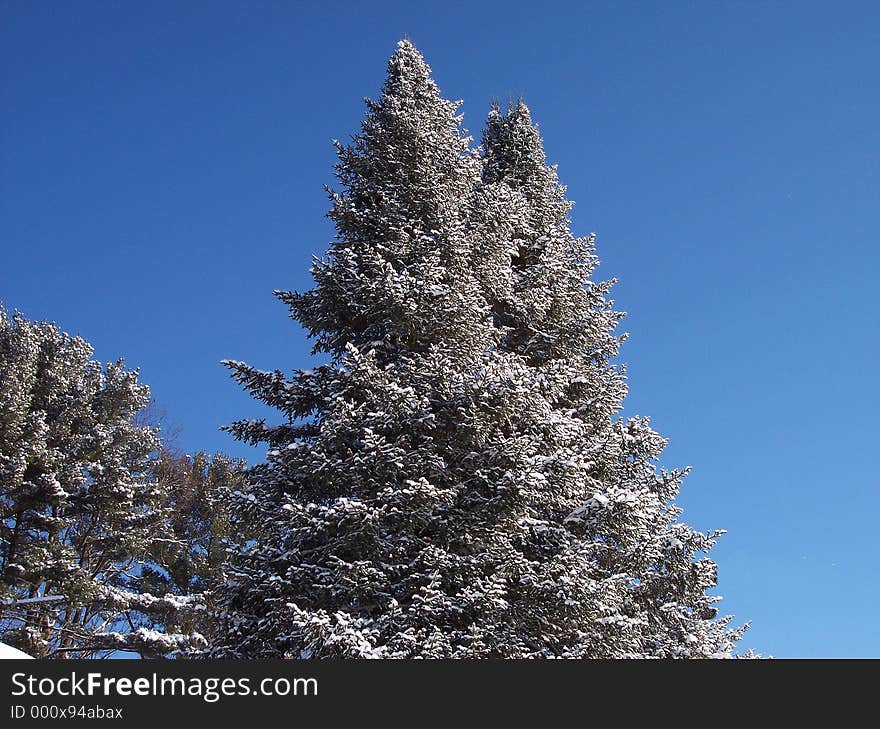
top-left (2, 1), bottom-right (878, 658)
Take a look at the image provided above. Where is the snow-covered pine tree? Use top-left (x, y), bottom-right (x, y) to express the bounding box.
top-left (214, 39), bottom-right (501, 658)
top-left (214, 41), bottom-right (745, 658)
top-left (0, 307), bottom-right (203, 658)
top-left (476, 100), bottom-right (747, 656)
top-left (138, 450), bottom-right (251, 646)
top-left (481, 100), bottom-right (620, 366)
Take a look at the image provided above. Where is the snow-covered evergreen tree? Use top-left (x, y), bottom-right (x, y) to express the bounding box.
top-left (138, 450), bottom-right (250, 646)
top-left (0, 307), bottom-right (203, 658)
top-left (213, 41), bottom-right (745, 658)
top-left (476, 100), bottom-right (747, 656)
top-left (481, 100), bottom-right (619, 366)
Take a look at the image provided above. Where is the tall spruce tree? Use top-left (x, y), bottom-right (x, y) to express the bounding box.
top-left (214, 41), bottom-right (745, 658)
top-left (0, 307), bottom-right (203, 658)
top-left (478, 101), bottom-right (746, 656)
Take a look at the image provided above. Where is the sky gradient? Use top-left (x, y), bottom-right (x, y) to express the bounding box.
top-left (2, 1), bottom-right (879, 657)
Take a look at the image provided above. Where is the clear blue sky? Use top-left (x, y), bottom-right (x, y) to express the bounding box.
top-left (2, 1), bottom-right (878, 658)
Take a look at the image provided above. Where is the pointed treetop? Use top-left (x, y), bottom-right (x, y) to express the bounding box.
top-left (482, 98), bottom-right (549, 188)
top-left (393, 37), bottom-right (421, 58)
top-left (381, 38), bottom-right (437, 99)
top-left (278, 36), bottom-right (481, 363)
top-left (510, 97), bottom-right (533, 123)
